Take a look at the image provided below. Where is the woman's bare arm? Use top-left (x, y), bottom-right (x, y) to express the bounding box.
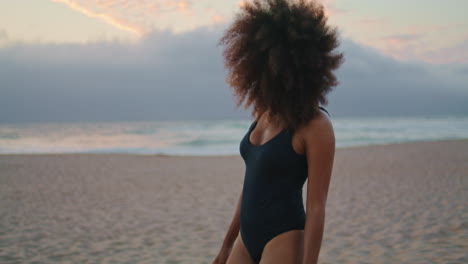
top-left (301, 114), bottom-right (335, 264)
top-left (220, 190), bottom-right (243, 250)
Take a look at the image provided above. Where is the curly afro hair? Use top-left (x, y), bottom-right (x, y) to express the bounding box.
top-left (218, 0), bottom-right (344, 130)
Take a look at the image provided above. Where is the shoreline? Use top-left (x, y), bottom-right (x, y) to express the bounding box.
top-left (1, 138), bottom-right (467, 158)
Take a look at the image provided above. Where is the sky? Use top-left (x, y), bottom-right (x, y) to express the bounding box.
top-left (0, 0), bottom-right (467, 123)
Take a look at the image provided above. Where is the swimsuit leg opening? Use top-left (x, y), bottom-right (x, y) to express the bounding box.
top-left (240, 228), bottom-right (261, 263)
top-left (258, 226), bottom-right (305, 262)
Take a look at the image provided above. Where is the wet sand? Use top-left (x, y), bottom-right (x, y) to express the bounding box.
top-left (1, 139), bottom-right (467, 263)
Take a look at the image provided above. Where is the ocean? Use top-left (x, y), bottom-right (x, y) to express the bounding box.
top-left (0, 115), bottom-right (467, 156)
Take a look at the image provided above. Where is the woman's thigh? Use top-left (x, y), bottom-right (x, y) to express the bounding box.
top-left (259, 230), bottom-right (304, 264)
top-left (226, 232), bottom-right (255, 264)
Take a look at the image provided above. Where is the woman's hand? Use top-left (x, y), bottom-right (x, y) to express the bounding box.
top-left (212, 245), bottom-right (233, 264)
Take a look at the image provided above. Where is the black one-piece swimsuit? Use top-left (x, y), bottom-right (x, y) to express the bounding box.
top-left (239, 106), bottom-right (330, 263)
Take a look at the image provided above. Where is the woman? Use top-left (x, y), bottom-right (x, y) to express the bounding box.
top-left (213, 0), bottom-right (344, 263)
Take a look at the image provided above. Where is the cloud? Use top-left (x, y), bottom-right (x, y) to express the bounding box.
top-left (329, 37), bottom-right (468, 116)
top-left (0, 29), bottom-right (8, 47)
top-left (51, 0), bottom-right (143, 35)
top-left (356, 17), bottom-right (389, 26)
top-left (366, 32), bottom-right (468, 64)
top-left (238, 0), bottom-right (247, 8)
top-left (0, 29), bottom-right (7, 40)
top-left (407, 23), bottom-right (466, 35)
top-left (351, 21), bottom-right (468, 64)
top-left (0, 24), bottom-right (466, 123)
top-left (318, 0), bottom-right (348, 17)
top-left (420, 36), bottom-right (468, 64)
top-left (381, 33), bottom-right (425, 43)
top-left (360, 33), bottom-right (426, 63)
top-left (212, 15), bottom-right (226, 24)
top-left (51, 0), bottom-right (197, 36)
top-left (176, 0), bottom-right (191, 11)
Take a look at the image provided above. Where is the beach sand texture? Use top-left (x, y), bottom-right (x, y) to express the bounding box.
top-left (1, 139), bottom-right (467, 264)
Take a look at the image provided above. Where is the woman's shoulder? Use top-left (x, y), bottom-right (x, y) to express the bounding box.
top-left (297, 108), bottom-right (335, 149)
top-left (303, 106), bottom-right (332, 129)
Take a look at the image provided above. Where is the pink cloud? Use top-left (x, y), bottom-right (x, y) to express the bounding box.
top-left (362, 31), bottom-right (468, 64)
top-left (380, 33), bottom-right (425, 44)
top-left (51, 0), bottom-right (144, 35)
top-left (407, 23), bottom-right (465, 35)
top-left (370, 33), bottom-right (426, 62)
top-left (212, 14), bottom-right (226, 24)
top-left (51, 0), bottom-right (195, 36)
top-left (420, 36), bottom-right (468, 64)
top-left (356, 17), bottom-right (389, 26)
top-left (176, 0), bottom-right (191, 11)
top-left (319, 0), bottom-right (348, 17)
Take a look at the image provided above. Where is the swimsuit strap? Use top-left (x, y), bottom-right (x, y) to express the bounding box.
top-left (287, 106), bottom-right (330, 133)
top-left (247, 120), bottom-right (257, 134)
top-left (319, 106), bottom-right (330, 117)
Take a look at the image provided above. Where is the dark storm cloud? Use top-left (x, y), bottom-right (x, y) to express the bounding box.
top-left (0, 25), bottom-right (466, 123)
top-left (329, 39), bottom-right (468, 117)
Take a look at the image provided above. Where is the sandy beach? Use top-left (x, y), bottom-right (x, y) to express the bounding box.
top-left (0, 139), bottom-right (467, 264)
